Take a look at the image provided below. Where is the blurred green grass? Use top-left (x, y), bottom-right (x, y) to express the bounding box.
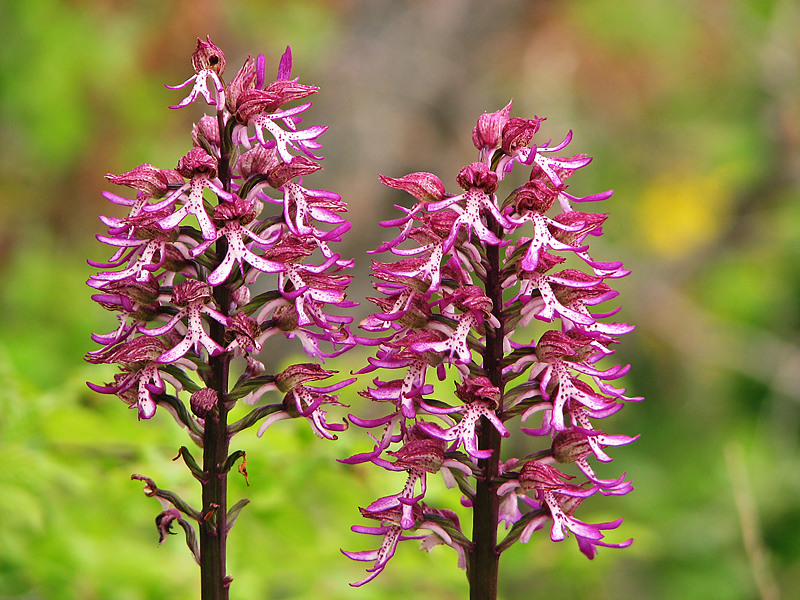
top-left (1, 0), bottom-right (799, 598)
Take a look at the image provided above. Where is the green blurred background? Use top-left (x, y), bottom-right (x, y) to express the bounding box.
top-left (1, 0), bottom-right (798, 598)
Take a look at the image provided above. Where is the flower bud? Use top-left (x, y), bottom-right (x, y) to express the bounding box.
top-left (472, 101), bottom-right (512, 150)
top-left (105, 164), bottom-right (180, 198)
top-left (190, 387), bottom-right (218, 418)
top-left (501, 116), bottom-right (543, 155)
top-left (230, 285), bottom-right (251, 311)
top-left (379, 172), bottom-right (446, 204)
top-left (273, 304), bottom-right (299, 331)
top-left (387, 437), bottom-right (446, 473)
top-left (276, 363), bottom-right (337, 393)
top-left (519, 460), bottom-right (572, 492)
top-left (456, 162), bottom-right (498, 194)
top-left (551, 429), bottom-right (592, 463)
top-left (172, 279), bottom-right (213, 306)
top-left (192, 115), bottom-right (221, 150)
top-left (191, 36), bottom-right (225, 75)
top-left (177, 147), bottom-right (218, 179)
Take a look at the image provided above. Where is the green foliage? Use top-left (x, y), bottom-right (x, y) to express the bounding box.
top-left (1, 0), bottom-right (800, 598)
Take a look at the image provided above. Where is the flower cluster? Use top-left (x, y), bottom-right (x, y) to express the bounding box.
top-left (344, 101), bottom-right (639, 584)
top-left (86, 37), bottom-right (354, 439)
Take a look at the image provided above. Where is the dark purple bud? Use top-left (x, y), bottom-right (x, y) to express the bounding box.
top-left (190, 388), bottom-right (218, 418)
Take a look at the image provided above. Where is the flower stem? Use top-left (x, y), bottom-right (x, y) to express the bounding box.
top-left (200, 345), bottom-right (230, 600)
top-left (200, 115), bottom-right (233, 600)
top-left (469, 215), bottom-right (505, 600)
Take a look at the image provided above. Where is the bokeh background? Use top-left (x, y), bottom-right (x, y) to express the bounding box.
top-left (1, 0), bottom-right (799, 598)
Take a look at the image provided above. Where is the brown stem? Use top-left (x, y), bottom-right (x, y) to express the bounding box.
top-left (469, 214), bottom-right (506, 600)
top-left (199, 110), bottom-right (233, 600)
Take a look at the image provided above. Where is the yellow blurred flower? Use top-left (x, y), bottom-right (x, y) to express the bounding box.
top-left (637, 172), bottom-right (732, 259)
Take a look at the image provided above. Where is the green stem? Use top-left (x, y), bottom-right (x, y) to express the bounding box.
top-left (469, 214), bottom-right (506, 600)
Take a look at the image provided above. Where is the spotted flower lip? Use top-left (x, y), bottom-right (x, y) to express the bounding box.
top-left (416, 397), bottom-right (509, 461)
top-left (254, 376), bottom-right (354, 440)
top-left (136, 279), bottom-right (230, 364)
